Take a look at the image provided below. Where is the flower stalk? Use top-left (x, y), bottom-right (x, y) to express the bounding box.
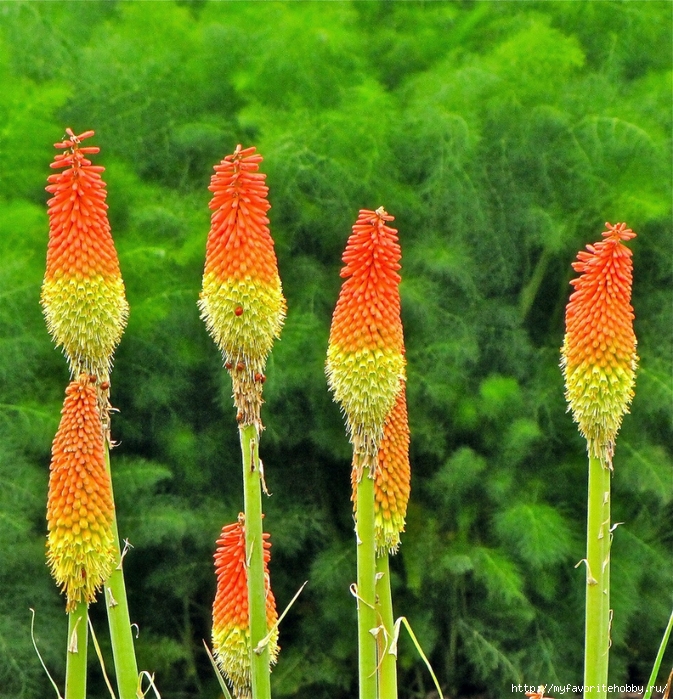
top-left (241, 425), bottom-right (273, 699)
top-left (65, 601), bottom-right (88, 699)
top-left (583, 455), bottom-right (611, 699)
top-left (376, 554), bottom-right (398, 699)
top-left (643, 608), bottom-right (673, 699)
top-left (103, 443), bottom-right (140, 699)
top-left (356, 469), bottom-right (378, 699)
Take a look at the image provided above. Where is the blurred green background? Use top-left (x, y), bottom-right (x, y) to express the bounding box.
top-left (0, 2), bottom-right (671, 698)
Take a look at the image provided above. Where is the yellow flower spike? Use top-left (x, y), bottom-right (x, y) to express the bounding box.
top-left (212, 515), bottom-right (279, 699)
top-left (41, 128), bottom-right (128, 378)
top-left (199, 145), bottom-right (286, 428)
top-left (561, 222), bottom-right (638, 466)
top-left (326, 208), bottom-right (406, 478)
top-left (46, 375), bottom-right (116, 612)
top-left (352, 380), bottom-right (411, 554)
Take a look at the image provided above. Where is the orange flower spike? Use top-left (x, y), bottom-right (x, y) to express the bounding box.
top-left (41, 129), bottom-right (129, 378)
top-left (46, 375), bottom-right (116, 611)
top-left (326, 207), bottom-right (406, 476)
top-left (352, 381), bottom-right (411, 553)
top-left (199, 145), bottom-right (286, 427)
top-left (561, 222), bottom-right (638, 466)
top-left (212, 515), bottom-right (279, 699)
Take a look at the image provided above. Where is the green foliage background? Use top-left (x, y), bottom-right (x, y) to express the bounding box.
top-left (0, 2), bottom-right (670, 697)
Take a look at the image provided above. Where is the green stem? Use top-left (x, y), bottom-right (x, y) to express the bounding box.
top-left (65, 600), bottom-right (88, 699)
top-left (103, 445), bottom-right (140, 699)
top-left (376, 553), bottom-right (398, 699)
top-left (356, 469), bottom-right (378, 699)
top-left (643, 608), bottom-right (673, 699)
top-left (240, 424), bottom-right (272, 699)
top-left (583, 455), bottom-right (611, 699)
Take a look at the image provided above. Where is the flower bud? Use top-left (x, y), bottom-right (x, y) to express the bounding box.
top-left (212, 515), bottom-right (279, 699)
top-left (41, 129), bottom-right (128, 378)
top-left (561, 222), bottom-right (638, 466)
top-left (326, 208), bottom-right (405, 477)
top-left (352, 381), bottom-right (410, 553)
top-left (199, 145), bottom-right (285, 428)
top-left (46, 376), bottom-right (115, 611)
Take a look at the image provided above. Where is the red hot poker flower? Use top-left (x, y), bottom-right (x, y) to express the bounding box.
top-left (199, 145), bottom-right (285, 428)
top-left (352, 380), bottom-right (411, 553)
top-left (46, 375), bottom-right (116, 611)
top-left (326, 207), bottom-right (406, 477)
top-left (41, 129), bottom-right (128, 378)
top-left (561, 222), bottom-right (638, 465)
top-left (212, 515), bottom-right (279, 699)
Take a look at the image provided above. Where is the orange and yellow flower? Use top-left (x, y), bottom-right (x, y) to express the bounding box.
top-left (46, 375), bottom-right (116, 611)
top-left (212, 515), bottom-right (279, 699)
top-left (352, 381), bottom-right (410, 553)
top-left (326, 207), bottom-right (405, 476)
top-left (198, 145), bottom-right (285, 427)
top-left (41, 129), bottom-right (128, 378)
top-left (561, 222), bottom-right (638, 465)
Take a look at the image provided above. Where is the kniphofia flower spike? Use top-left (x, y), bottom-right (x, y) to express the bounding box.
top-left (212, 515), bottom-right (279, 699)
top-left (352, 380), bottom-right (410, 553)
top-left (46, 375), bottom-right (116, 611)
top-left (41, 129), bottom-right (128, 378)
top-left (561, 222), bottom-right (638, 466)
top-left (199, 145), bottom-right (286, 428)
top-left (326, 207), bottom-right (406, 478)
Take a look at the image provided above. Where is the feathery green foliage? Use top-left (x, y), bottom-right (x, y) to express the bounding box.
top-left (0, 2), bottom-right (670, 697)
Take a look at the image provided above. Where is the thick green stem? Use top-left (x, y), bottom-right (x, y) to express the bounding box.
top-left (583, 455), bottom-right (611, 699)
top-left (103, 445), bottom-right (140, 699)
top-left (376, 553), bottom-right (398, 699)
top-left (240, 424), bottom-right (272, 699)
top-left (356, 469), bottom-right (378, 699)
top-left (65, 600), bottom-right (88, 699)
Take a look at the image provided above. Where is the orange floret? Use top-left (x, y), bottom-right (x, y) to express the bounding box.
top-left (561, 222), bottom-right (638, 465)
top-left (326, 207), bottom-right (405, 476)
top-left (199, 145), bottom-right (285, 428)
top-left (46, 375), bottom-right (116, 611)
top-left (352, 381), bottom-right (411, 553)
top-left (41, 128), bottom-right (128, 378)
top-left (212, 515), bottom-right (279, 699)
